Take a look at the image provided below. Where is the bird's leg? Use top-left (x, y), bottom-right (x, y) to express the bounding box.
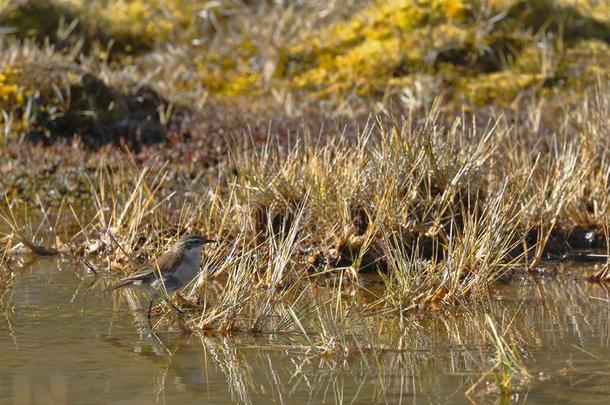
top-left (166, 297), bottom-right (189, 333)
top-left (147, 298), bottom-right (156, 328)
top-left (176, 317), bottom-right (192, 335)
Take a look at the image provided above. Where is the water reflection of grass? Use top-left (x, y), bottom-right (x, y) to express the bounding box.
top-left (190, 274), bottom-right (609, 402)
top-left (109, 271), bottom-right (607, 403)
top-left (3, 253), bottom-right (610, 401)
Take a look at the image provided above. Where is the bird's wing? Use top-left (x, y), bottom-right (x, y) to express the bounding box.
top-left (112, 249), bottom-right (184, 286)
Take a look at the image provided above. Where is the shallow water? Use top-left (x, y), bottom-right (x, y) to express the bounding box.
top-left (2, 257), bottom-right (610, 404)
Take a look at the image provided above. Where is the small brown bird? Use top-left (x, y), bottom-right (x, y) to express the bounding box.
top-left (109, 234), bottom-right (216, 322)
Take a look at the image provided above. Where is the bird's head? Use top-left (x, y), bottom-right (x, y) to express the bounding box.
top-left (180, 234), bottom-right (217, 251)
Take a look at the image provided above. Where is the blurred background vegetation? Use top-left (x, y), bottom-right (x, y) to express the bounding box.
top-left (0, 0), bottom-right (608, 144)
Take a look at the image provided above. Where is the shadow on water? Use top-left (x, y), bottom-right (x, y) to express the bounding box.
top-left (2, 256), bottom-right (610, 404)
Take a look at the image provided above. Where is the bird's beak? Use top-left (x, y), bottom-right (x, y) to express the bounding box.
top-left (203, 239), bottom-right (218, 245)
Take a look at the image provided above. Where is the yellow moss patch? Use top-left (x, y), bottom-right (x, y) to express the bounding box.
top-left (561, 40), bottom-right (610, 87)
top-left (284, 0), bottom-right (473, 97)
top-left (0, 67), bottom-right (21, 103)
top-left (556, 0), bottom-right (610, 22)
top-left (459, 72), bottom-right (543, 106)
top-left (489, 0), bottom-right (610, 21)
top-left (5, 0), bottom-right (606, 107)
top-left (198, 38), bottom-right (264, 97)
top-left (56, 0), bottom-right (198, 48)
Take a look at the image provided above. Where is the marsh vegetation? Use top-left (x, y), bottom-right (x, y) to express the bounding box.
top-left (1, 0), bottom-right (609, 403)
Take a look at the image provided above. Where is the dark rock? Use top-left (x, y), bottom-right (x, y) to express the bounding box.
top-left (26, 73), bottom-right (168, 150)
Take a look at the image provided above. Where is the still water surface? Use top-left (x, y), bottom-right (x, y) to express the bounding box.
top-left (2, 257), bottom-right (610, 404)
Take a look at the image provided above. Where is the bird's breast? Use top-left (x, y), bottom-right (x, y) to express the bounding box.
top-left (174, 250), bottom-right (202, 282)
